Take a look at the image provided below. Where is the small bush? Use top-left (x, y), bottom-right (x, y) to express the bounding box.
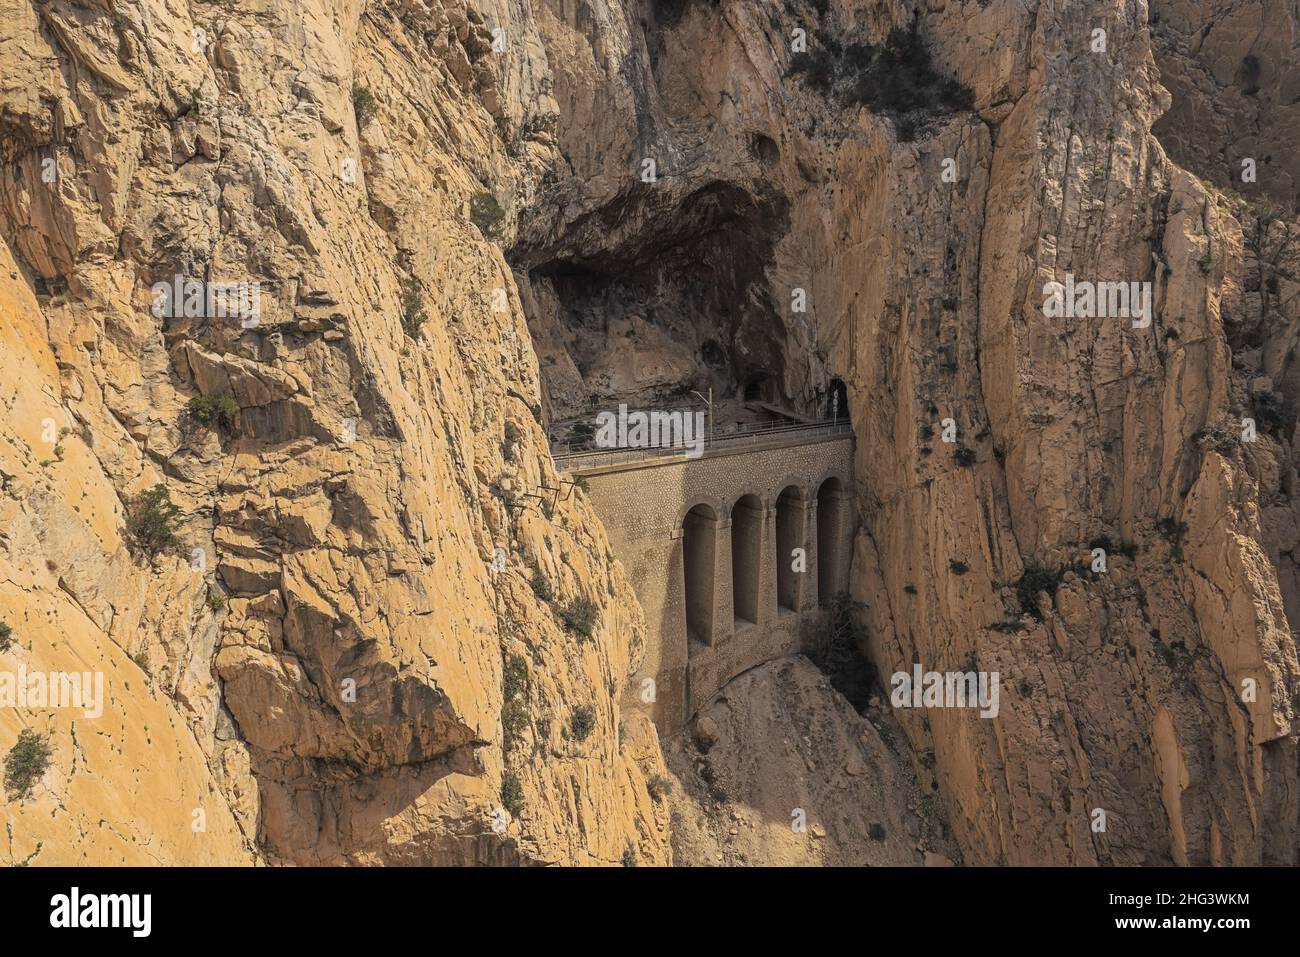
top-left (0, 621), bottom-right (12, 652)
top-left (529, 569), bottom-right (554, 602)
top-left (646, 773), bottom-right (672, 802)
top-left (574, 475), bottom-right (591, 494)
top-left (813, 591), bottom-right (877, 712)
top-left (954, 447), bottom-right (977, 467)
top-left (1194, 423), bottom-right (1238, 455)
top-left (125, 484), bottom-right (182, 558)
top-left (501, 653), bottom-right (530, 754)
top-left (503, 652), bottom-right (529, 700)
top-left (621, 846), bottom-right (637, 867)
top-left (1088, 535), bottom-right (1137, 559)
top-left (351, 83), bottom-right (376, 124)
top-left (489, 479), bottom-right (516, 510)
top-left (5, 729), bottom-right (51, 799)
top-left (569, 705), bottom-right (595, 742)
top-left (469, 191), bottom-right (505, 239)
top-left (206, 591), bottom-right (227, 613)
top-left (1198, 250), bottom-right (1213, 274)
top-left (399, 275), bottom-right (426, 339)
top-left (794, 21), bottom-right (975, 134)
top-left (186, 393), bottom-right (240, 432)
top-left (500, 771), bottom-right (524, 818)
top-left (949, 559), bottom-right (970, 575)
top-left (869, 822), bottom-right (887, 842)
top-left (903, 584), bottom-right (917, 594)
top-left (560, 595), bottom-right (598, 640)
top-left (502, 421), bottom-right (520, 462)
top-left (1017, 564), bottom-right (1062, 620)
top-left (1155, 517), bottom-right (1190, 557)
top-left (989, 620), bottom-right (1026, 634)
top-left (1253, 392), bottom-right (1285, 435)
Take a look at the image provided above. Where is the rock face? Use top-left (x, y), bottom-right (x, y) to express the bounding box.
top-left (1, 0), bottom-right (1297, 867)
top-left (0, 0), bottom-right (669, 866)
top-left (665, 656), bottom-right (956, 866)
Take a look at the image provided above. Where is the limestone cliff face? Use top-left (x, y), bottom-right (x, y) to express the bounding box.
top-left (511, 0), bottom-right (1300, 865)
top-left (2, 0), bottom-right (1296, 867)
top-left (1, 0), bottom-right (669, 866)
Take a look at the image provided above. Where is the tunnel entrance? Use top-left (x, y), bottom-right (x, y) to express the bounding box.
top-left (817, 477), bottom-right (845, 605)
top-left (775, 486), bottom-right (802, 613)
top-left (683, 504), bottom-right (718, 647)
top-left (730, 494), bottom-right (762, 627)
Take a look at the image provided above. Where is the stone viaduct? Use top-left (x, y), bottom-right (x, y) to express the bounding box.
top-left (559, 422), bottom-right (855, 732)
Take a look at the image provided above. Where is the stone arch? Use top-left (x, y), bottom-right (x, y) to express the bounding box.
top-left (682, 503), bottom-right (719, 646)
top-left (729, 493), bottom-right (763, 627)
top-left (775, 484), bottom-right (807, 613)
top-left (816, 475), bottom-right (849, 605)
top-left (674, 494), bottom-right (727, 536)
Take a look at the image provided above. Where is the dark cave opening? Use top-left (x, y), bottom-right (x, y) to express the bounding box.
top-left (512, 181), bottom-right (793, 423)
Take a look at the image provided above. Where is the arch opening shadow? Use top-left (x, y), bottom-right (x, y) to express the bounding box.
top-left (775, 486), bottom-right (802, 613)
top-left (731, 494), bottom-right (762, 627)
top-left (683, 504), bottom-right (717, 647)
top-left (817, 477), bottom-right (844, 606)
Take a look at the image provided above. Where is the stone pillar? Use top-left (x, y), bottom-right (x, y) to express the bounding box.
top-left (758, 502), bottom-right (778, 625)
top-left (803, 499), bottom-right (820, 611)
top-left (682, 508), bottom-right (731, 648)
top-left (818, 486), bottom-right (852, 599)
top-left (712, 516), bottom-right (735, 646)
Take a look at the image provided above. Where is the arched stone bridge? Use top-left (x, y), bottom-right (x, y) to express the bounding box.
top-left (562, 422), bottom-right (854, 732)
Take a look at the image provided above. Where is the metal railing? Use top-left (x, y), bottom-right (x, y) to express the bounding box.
top-left (551, 418), bottom-right (852, 472)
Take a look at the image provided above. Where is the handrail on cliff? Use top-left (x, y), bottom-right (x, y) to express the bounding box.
top-left (551, 418), bottom-right (852, 472)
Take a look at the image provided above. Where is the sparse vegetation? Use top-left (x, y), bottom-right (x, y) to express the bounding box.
top-left (953, 447), bottom-right (977, 467)
top-left (621, 846), bottom-right (637, 867)
top-left (1193, 423), bottom-right (1238, 455)
top-left (469, 191), bottom-right (505, 239)
top-left (399, 275), bottom-right (426, 339)
top-left (560, 595), bottom-right (598, 640)
top-left (569, 705), bottom-right (595, 742)
top-left (351, 83), bottom-right (376, 124)
top-left (489, 479), bottom-right (517, 510)
top-left (0, 621), bottom-right (11, 652)
top-left (186, 393), bottom-right (240, 432)
top-left (1252, 391), bottom-right (1285, 435)
top-left (5, 729), bottom-right (51, 800)
top-left (502, 421), bottom-right (520, 462)
top-left (789, 22), bottom-right (975, 140)
top-left (1198, 250), bottom-right (1213, 274)
top-left (529, 568), bottom-right (553, 601)
top-left (1155, 517), bottom-right (1190, 558)
top-left (1088, 535), bottom-right (1137, 559)
top-left (869, 822), bottom-right (887, 842)
top-left (812, 591), bottom-right (876, 712)
top-left (949, 559), bottom-right (970, 575)
top-left (125, 484), bottom-right (182, 558)
top-left (1016, 564), bottom-right (1062, 621)
top-left (500, 771), bottom-right (524, 818)
top-left (646, 774), bottom-right (672, 802)
top-left (501, 652), bottom-right (530, 753)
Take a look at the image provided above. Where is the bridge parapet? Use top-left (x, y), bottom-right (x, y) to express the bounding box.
top-left (553, 419), bottom-right (852, 473)
top-left (567, 426), bottom-right (855, 732)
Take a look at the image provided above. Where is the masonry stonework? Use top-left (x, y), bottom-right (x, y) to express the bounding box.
top-left (576, 434), bottom-right (855, 732)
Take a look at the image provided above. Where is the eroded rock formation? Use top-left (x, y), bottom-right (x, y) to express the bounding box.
top-left (1, 0), bottom-right (1297, 866)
